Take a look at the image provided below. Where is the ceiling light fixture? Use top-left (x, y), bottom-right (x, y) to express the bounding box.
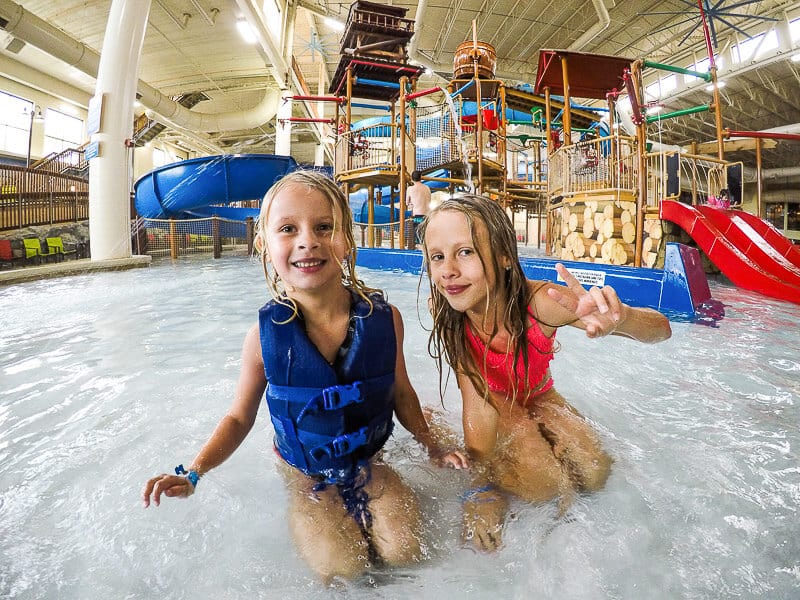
top-left (705, 81), bottom-right (726, 92)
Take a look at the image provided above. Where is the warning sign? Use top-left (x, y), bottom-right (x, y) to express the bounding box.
top-left (557, 268), bottom-right (606, 288)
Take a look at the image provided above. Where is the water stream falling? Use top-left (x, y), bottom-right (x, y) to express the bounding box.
top-left (442, 91), bottom-right (475, 194)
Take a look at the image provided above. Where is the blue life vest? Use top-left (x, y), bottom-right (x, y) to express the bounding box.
top-left (259, 291), bottom-right (396, 483)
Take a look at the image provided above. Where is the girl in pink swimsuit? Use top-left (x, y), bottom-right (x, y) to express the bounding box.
top-left (422, 195), bottom-right (672, 552)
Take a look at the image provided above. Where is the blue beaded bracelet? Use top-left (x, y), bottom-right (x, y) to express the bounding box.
top-left (175, 464), bottom-right (199, 488)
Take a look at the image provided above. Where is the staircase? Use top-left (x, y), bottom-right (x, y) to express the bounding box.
top-left (31, 147), bottom-right (89, 180)
top-left (132, 91), bottom-right (209, 146)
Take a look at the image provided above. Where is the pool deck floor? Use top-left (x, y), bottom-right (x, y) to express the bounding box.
top-left (0, 256), bottom-right (152, 286)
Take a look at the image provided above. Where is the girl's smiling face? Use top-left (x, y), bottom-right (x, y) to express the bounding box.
top-left (263, 183), bottom-right (349, 296)
top-left (424, 209), bottom-right (500, 315)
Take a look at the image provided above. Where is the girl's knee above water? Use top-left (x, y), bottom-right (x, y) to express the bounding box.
top-left (419, 194), bottom-right (671, 551)
top-left (143, 170), bottom-right (467, 580)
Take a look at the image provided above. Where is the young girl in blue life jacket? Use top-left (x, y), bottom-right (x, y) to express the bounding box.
top-left (421, 195), bottom-right (671, 553)
top-left (143, 170), bottom-right (467, 582)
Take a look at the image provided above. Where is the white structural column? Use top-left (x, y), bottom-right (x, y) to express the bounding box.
top-left (88, 0), bottom-right (151, 260)
top-left (315, 61), bottom-right (327, 166)
top-left (274, 2), bottom-right (296, 158)
top-left (275, 89), bottom-right (293, 156)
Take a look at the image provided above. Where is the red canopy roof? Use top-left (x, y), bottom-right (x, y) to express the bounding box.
top-left (534, 50), bottom-right (634, 99)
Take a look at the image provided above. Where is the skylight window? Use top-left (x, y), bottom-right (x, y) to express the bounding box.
top-left (790, 17), bottom-right (800, 43)
top-left (732, 30), bottom-right (778, 63)
top-left (643, 75), bottom-right (674, 101)
top-left (755, 29), bottom-right (778, 58)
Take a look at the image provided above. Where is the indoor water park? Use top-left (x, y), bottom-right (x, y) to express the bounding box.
top-left (1, 1), bottom-right (799, 598)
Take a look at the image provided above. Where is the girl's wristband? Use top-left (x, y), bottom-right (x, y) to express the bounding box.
top-left (460, 484), bottom-right (497, 503)
top-left (175, 464), bottom-right (200, 488)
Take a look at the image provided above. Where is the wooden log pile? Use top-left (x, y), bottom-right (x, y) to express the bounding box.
top-left (642, 217), bottom-right (664, 268)
top-left (549, 197), bottom-right (666, 268)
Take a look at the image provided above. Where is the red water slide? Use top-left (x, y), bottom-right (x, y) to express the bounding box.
top-left (660, 200), bottom-right (800, 304)
top-left (724, 209), bottom-right (800, 270)
top-left (696, 205), bottom-right (800, 288)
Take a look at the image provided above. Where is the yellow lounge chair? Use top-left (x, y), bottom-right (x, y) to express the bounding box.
top-left (46, 237), bottom-right (77, 260)
top-left (23, 238), bottom-right (59, 264)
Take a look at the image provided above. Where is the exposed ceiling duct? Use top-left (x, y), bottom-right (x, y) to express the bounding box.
top-left (761, 189), bottom-right (800, 202)
top-left (0, 0), bottom-right (280, 148)
top-left (568, 0), bottom-right (612, 51)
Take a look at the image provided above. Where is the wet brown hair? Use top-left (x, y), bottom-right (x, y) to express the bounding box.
top-left (420, 194), bottom-right (542, 404)
top-left (254, 170), bottom-right (379, 319)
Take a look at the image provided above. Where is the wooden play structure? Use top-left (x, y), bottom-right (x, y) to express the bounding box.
top-left (323, 2), bottom-right (799, 304)
top-left (327, 1), bottom-right (422, 248)
top-left (533, 46), bottom-right (800, 303)
top-left (328, 8), bottom-right (598, 249)
top-left (534, 49), bottom-right (706, 268)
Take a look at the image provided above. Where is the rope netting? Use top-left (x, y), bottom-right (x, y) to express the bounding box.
top-left (415, 103), bottom-right (461, 172)
top-left (135, 217), bottom-right (253, 258)
top-left (351, 218), bottom-right (413, 249)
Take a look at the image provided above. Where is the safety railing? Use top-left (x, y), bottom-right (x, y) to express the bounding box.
top-left (548, 135), bottom-right (637, 197)
top-left (0, 164), bottom-right (89, 230)
top-left (335, 123), bottom-right (408, 174)
top-left (346, 8), bottom-right (414, 34)
top-left (137, 216), bottom-right (255, 259)
top-left (507, 145), bottom-right (547, 188)
top-left (645, 151), bottom-right (740, 208)
top-left (415, 103), bottom-right (462, 172)
top-left (32, 147), bottom-right (88, 178)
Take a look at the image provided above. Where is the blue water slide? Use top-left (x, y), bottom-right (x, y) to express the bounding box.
top-left (134, 154), bottom-right (298, 219)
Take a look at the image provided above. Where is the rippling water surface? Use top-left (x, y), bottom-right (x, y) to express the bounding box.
top-left (1, 256), bottom-right (798, 599)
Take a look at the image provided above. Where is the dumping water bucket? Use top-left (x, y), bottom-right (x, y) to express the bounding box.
top-left (453, 41), bottom-right (497, 79)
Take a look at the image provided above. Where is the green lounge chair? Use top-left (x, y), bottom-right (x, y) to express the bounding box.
top-left (23, 238), bottom-right (59, 264)
top-left (46, 237), bottom-right (77, 260)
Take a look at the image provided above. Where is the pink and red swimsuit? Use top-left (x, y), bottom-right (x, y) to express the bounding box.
top-left (465, 310), bottom-right (555, 404)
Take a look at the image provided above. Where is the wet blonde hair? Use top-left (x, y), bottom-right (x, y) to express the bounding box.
top-left (420, 194), bottom-right (546, 405)
top-left (254, 170), bottom-right (379, 319)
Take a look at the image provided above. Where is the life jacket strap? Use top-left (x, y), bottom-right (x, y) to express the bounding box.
top-left (309, 415), bottom-right (393, 461)
top-left (269, 372), bottom-right (394, 422)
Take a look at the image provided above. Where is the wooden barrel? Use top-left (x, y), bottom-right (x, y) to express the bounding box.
top-left (453, 41), bottom-right (496, 79)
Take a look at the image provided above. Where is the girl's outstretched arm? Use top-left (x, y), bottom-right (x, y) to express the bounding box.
top-left (389, 306), bottom-right (468, 469)
top-left (459, 373), bottom-right (509, 552)
top-left (542, 263), bottom-right (671, 342)
top-left (142, 323), bottom-right (267, 507)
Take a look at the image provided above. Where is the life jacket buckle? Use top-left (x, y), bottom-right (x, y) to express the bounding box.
top-left (331, 426), bottom-right (370, 457)
top-left (322, 382), bottom-right (363, 410)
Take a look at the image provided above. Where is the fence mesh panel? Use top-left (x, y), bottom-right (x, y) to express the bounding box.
top-left (137, 217), bottom-right (252, 258)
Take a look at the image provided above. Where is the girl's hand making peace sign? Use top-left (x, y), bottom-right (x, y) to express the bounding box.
top-left (547, 263), bottom-right (629, 338)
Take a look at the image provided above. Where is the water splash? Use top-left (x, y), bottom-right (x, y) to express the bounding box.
top-left (442, 92), bottom-right (475, 194)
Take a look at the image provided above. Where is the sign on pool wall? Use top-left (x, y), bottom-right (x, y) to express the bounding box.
top-left (558, 268), bottom-right (607, 288)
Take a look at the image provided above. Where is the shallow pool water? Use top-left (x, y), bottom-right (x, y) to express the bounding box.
top-left (1, 256), bottom-right (799, 599)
